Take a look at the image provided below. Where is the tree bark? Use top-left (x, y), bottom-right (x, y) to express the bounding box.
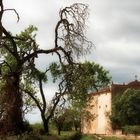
top-left (41, 113), bottom-right (49, 134)
top-left (0, 74), bottom-right (24, 135)
top-left (58, 126), bottom-right (61, 135)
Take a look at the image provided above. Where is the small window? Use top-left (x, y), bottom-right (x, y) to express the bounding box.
top-left (105, 105), bottom-right (107, 108)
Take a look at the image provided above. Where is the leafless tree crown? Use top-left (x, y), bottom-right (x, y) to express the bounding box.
top-left (55, 3), bottom-right (92, 58)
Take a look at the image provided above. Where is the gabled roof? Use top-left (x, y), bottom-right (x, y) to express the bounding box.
top-left (90, 80), bottom-right (140, 97)
top-left (128, 80), bottom-right (140, 86)
top-left (89, 87), bottom-right (111, 96)
top-left (111, 80), bottom-right (140, 97)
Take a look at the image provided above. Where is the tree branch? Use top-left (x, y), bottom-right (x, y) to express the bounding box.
top-left (39, 78), bottom-right (46, 113)
top-left (0, 0), bottom-right (4, 38)
top-left (23, 89), bottom-right (43, 112)
top-left (3, 8), bottom-right (20, 22)
top-left (2, 26), bottom-right (19, 59)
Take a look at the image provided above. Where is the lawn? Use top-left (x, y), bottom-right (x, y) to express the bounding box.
top-left (0, 131), bottom-right (140, 140)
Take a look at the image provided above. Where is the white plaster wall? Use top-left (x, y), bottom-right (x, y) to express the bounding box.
top-left (96, 92), bottom-right (112, 134)
top-left (82, 91), bottom-right (112, 134)
top-left (81, 95), bottom-right (98, 134)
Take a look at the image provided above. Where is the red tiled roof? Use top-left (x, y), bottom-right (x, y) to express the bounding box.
top-left (89, 86), bottom-right (111, 96)
top-left (89, 80), bottom-right (140, 97)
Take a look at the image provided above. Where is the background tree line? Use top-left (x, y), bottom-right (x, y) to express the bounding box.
top-left (111, 88), bottom-right (140, 135)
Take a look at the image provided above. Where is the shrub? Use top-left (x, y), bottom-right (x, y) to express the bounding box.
top-left (22, 120), bottom-right (33, 133)
top-left (122, 125), bottom-right (140, 136)
top-left (31, 123), bottom-right (43, 133)
top-left (68, 132), bottom-right (82, 140)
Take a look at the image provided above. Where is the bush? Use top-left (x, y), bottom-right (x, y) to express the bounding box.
top-left (122, 125), bottom-right (140, 136)
top-left (22, 120), bottom-right (33, 133)
top-left (31, 123), bottom-right (44, 133)
top-left (68, 132), bottom-right (82, 140)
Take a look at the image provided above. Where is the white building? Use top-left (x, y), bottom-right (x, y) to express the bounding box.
top-left (81, 79), bottom-right (140, 135)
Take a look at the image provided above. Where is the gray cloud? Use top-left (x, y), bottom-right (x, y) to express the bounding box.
top-left (84, 0), bottom-right (140, 83)
top-left (3, 0), bottom-right (140, 82)
top-left (90, 0), bottom-right (140, 41)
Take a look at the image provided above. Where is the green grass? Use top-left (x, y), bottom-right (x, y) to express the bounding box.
top-left (58, 131), bottom-right (76, 139)
top-left (80, 135), bottom-right (94, 140)
top-left (31, 123), bottom-right (43, 130)
top-left (2, 134), bottom-right (139, 140)
top-left (0, 130), bottom-right (140, 140)
top-left (103, 136), bottom-right (122, 140)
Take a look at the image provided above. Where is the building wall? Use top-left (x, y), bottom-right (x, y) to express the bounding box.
top-left (82, 80), bottom-right (140, 135)
top-left (82, 90), bottom-right (112, 134)
top-left (96, 91), bottom-right (112, 134)
top-left (81, 95), bottom-right (98, 134)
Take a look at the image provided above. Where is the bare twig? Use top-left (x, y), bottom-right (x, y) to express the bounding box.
top-left (3, 8), bottom-right (20, 22)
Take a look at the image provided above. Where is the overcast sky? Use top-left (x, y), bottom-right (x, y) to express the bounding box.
top-left (3, 0), bottom-right (140, 122)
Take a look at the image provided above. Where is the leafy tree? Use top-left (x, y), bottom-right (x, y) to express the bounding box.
top-left (23, 61), bottom-right (110, 134)
top-left (0, 1), bottom-right (92, 135)
top-left (111, 89), bottom-right (140, 128)
top-left (66, 61), bottom-right (111, 105)
top-left (51, 106), bottom-right (82, 135)
top-left (51, 107), bottom-right (66, 135)
top-left (51, 107), bottom-right (80, 135)
top-left (22, 64), bottom-right (61, 134)
top-left (63, 61), bottom-right (111, 132)
top-left (62, 107), bottom-right (81, 131)
top-left (122, 125), bottom-right (140, 136)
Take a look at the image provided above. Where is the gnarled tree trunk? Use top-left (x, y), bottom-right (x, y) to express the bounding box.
top-left (41, 113), bottom-right (49, 134)
top-left (0, 74), bottom-right (23, 135)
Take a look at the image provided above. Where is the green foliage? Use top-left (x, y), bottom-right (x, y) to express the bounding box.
top-left (48, 61), bottom-right (111, 134)
top-left (111, 89), bottom-right (140, 128)
top-left (63, 61), bottom-right (111, 130)
top-left (66, 61), bottom-right (111, 108)
top-left (30, 68), bottom-right (48, 82)
top-left (22, 120), bottom-right (33, 133)
top-left (51, 107), bottom-right (66, 135)
top-left (52, 105), bottom-right (83, 133)
top-left (0, 51), bottom-right (17, 76)
top-left (122, 125), bottom-right (140, 135)
top-left (16, 25), bottom-right (38, 55)
top-left (49, 62), bottom-right (61, 83)
top-left (31, 123), bottom-right (43, 132)
top-left (63, 108), bottom-right (80, 131)
top-left (68, 132), bottom-right (82, 140)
